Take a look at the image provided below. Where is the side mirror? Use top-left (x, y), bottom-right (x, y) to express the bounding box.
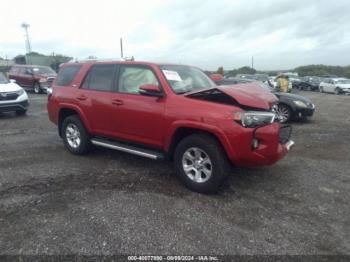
top-left (10, 79), bottom-right (16, 83)
top-left (139, 84), bottom-right (163, 97)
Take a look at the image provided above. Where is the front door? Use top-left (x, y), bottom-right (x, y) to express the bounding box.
top-left (110, 65), bottom-right (166, 148)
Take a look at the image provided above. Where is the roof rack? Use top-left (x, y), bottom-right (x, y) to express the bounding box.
top-left (69, 56), bottom-right (135, 63)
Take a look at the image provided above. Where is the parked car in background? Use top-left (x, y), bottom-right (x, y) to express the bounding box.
top-left (0, 72), bottom-right (29, 115)
top-left (319, 78), bottom-right (350, 95)
top-left (302, 76), bottom-right (323, 91)
top-left (214, 78), bottom-right (315, 123)
top-left (290, 77), bottom-right (313, 91)
top-left (48, 61), bottom-right (294, 193)
top-left (9, 65), bottom-right (57, 94)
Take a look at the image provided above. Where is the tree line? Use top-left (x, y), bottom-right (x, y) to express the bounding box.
top-left (216, 64), bottom-right (350, 78)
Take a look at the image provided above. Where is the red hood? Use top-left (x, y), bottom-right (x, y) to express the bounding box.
top-left (217, 83), bottom-right (277, 109)
top-left (185, 83), bottom-right (278, 110)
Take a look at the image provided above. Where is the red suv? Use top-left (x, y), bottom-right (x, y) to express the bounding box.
top-left (9, 65), bottom-right (57, 94)
top-left (47, 61), bottom-right (294, 193)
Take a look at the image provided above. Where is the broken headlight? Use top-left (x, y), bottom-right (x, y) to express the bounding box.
top-left (234, 111), bottom-right (276, 128)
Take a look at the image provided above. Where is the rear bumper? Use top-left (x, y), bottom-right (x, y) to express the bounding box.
top-left (225, 123), bottom-right (294, 167)
top-left (0, 100), bottom-right (29, 113)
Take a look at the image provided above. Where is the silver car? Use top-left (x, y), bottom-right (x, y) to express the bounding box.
top-left (319, 78), bottom-right (350, 95)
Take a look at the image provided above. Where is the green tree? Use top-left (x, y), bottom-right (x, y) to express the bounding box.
top-left (216, 66), bottom-right (224, 75)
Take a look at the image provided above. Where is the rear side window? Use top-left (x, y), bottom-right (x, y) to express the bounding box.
top-left (56, 65), bottom-right (82, 86)
top-left (81, 64), bottom-right (116, 91)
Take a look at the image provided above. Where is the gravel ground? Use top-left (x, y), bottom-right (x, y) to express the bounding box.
top-left (0, 91), bottom-right (349, 256)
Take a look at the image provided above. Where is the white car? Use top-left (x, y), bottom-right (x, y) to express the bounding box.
top-left (319, 78), bottom-right (350, 95)
top-left (0, 72), bottom-right (29, 115)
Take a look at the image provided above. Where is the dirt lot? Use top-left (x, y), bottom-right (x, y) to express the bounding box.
top-left (0, 91), bottom-right (349, 256)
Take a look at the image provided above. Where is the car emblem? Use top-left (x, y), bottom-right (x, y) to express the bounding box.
top-left (0, 92), bottom-right (7, 97)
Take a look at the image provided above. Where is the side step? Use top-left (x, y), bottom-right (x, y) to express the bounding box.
top-left (91, 138), bottom-right (164, 160)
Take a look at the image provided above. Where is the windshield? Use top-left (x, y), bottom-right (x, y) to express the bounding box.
top-left (0, 73), bottom-right (9, 84)
top-left (159, 65), bottom-right (215, 94)
top-left (336, 79), bottom-right (350, 84)
top-left (32, 66), bottom-right (56, 74)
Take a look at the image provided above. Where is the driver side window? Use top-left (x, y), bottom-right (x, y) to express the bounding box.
top-left (118, 66), bottom-right (159, 94)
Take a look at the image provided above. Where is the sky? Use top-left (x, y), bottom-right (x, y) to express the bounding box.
top-left (1, 0), bottom-right (350, 70)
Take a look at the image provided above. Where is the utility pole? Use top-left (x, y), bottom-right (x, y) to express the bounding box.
top-left (251, 56), bottom-right (254, 69)
top-left (21, 23), bottom-right (32, 54)
top-left (120, 38), bottom-right (124, 59)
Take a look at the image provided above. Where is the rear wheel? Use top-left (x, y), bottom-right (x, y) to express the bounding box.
top-left (174, 134), bottom-right (230, 193)
top-left (33, 82), bottom-right (41, 94)
top-left (62, 115), bottom-right (91, 154)
top-left (276, 103), bottom-right (292, 123)
top-left (319, 86), bottom-right (324, 93)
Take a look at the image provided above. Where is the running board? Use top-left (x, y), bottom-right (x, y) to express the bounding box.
top-left (91, 138), bottom-right (164, 160)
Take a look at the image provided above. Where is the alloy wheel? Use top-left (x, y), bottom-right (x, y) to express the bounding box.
top-left (182, 147), bottom-right (212, 183)
top-left (276, 104), bottom-right (290, 123)
top-left (65, 123), bottom-right (81, 149)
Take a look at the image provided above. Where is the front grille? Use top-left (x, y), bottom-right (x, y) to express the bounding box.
top-left (279, 125), bottom-right (292, 144)
top-left (0, 92), bottom-right (19, 101)
top-left (46, 77), bottom-right (55, 87)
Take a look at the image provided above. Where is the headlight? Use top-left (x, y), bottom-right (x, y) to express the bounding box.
top-left (233, 111), bottom-right (276, 128)
top-left (16, 89), bottom-right (25, 96)
top-left (293, 100), bottom-right (307, 108)
top-left (39, 78), bottom-right (47, 83)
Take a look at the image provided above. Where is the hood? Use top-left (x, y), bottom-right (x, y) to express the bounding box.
top-left (274, 92), bottom-right (311, 103)
top-left (0, 82), bottom-right (22, 92)
top-left (338, 84), bottom-right (350, 89)
top-left (185, 83), bottom-right (277, 110)
top-left (35, 73), bottom-right (57, 78)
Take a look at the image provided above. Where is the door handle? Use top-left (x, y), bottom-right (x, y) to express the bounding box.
top-left (112, 99), bottom-right (124, 106)
top-left (76, 95), bottom-right (87, 101)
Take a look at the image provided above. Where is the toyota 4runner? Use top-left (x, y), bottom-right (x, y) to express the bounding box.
top-left (47, 61), bottom-right (294, 193)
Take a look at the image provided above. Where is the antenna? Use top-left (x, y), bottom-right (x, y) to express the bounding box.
top-left (21, 23), bottom-right (32, 54)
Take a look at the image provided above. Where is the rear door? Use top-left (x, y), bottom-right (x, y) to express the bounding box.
top-left (20, 67), bottom-right (34, 87)
top-left (76, 64), bottom-right (118, 137)
top-left (109, 65), bottom-right (166, 148)
top-left (322, 79), bottom-right (330, 92)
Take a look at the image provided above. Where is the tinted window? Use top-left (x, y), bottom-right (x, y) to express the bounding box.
top-left (24, 68), bottom-right (33, 75)
top-left (82, 64), bottom-right (116, 91)
top-left (118, 66), bottom-right (159, 94)
top-left (9, 67), bottom-right (19, 74)
top-left (56, 65), bottom-right (82, 86)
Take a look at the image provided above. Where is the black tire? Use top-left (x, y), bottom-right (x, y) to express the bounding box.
top-left (16, 110), bottom-right (27, 116)
top-left (276, 103), bottom-right (292, 123)
top-left (335, 87), bottom-right (341, 95)
top-left (61, 115), bottom-right (91, 155)
top-left (33, 82), bottom-right (42, 94)
top-left (174, 134), bottom-right (230, 193)
top-left (319, 86), bottom-right (324, 93)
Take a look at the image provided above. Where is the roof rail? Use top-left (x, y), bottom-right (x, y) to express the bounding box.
top-left (69, 57), bottom-right (124, 63)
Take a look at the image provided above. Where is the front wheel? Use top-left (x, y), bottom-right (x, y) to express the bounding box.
top-left (62, 115), bottom-right (91, 155)
top-left (335, 88), bottom-right (341, 95)
top-left (174, 134), bottom-right (230, 193)
top-left (276, 103), bottom-right (292, 123)
top-left (33, 82), bottom-right (42, 94)
top-left (16, 110), bottom-right (27, 116)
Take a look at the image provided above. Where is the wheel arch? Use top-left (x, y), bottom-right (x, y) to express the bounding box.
top-left (165, 123), bottom-right (235, 161)
top-left (58, 105), bottom-right (91, 137)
